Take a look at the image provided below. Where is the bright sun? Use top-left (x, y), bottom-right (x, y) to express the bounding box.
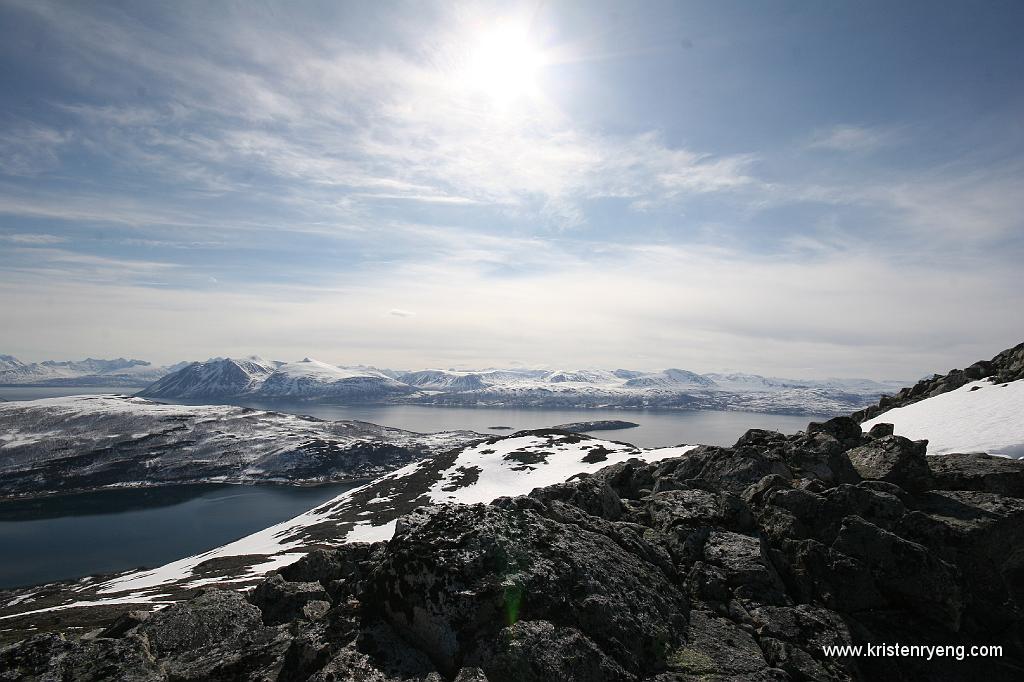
top-left (464, 21), bottom-right (545, 105)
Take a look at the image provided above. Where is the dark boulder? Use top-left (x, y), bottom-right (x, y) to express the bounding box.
top-left (866, 423), bottom-right (894, 439)
top-left (846, 436), bottom-right (932, 492)
top-left (486, 620), bottom-right (631, 681)
top-left (831, 515), bottom-right (962, 629)
top-left (529, 475), bottom-right (624, 521)
top-left (279, 543), bottom-right (385, 587)
top-left (807, 417), bottom-right (865, 446)
top-left (137, 588), bottom-right (263, 656)
top-left (250, 574), bottom-right (330, 625)
top-left (661, 610), bottom-right (779, 681)
top-left (651, 445), bottom-right (793, 494)
top-left (0, 633), bottom-right (161, 682)
top-left (928, 452), bottom-right (1024, 498)
top-left (734, 429), bottom-right (787, 448)
top-left (97, 609), bottom-right (150, 639)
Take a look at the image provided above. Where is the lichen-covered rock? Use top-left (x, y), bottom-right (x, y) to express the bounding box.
top-left (97, 609), bottom-right (150, 639)
top-left (663, 610), bottom-right (777, 681)
top-left (649, 445), bottom-right (793, 493)
top-left (138, 588), bottom-right (263, 656)
top-left (0, 632), bottom-right (161, 682)
top-left (831, 515), bottom-right (962, 629)
top-left (279, 543), bottom-right (385, 587)
top-left (867, 422), bottom-right (895, 438)
top-left (250, 573), bottom-right (330, 625)
top-left (846, 436), bottom-right (932, 492)
top-left (807, 417), bottom-right (865, 446)
top-left (528, 475), bottom-right (624, 520)
top-left (486, 620), bottom-right (631, 681)
top-left (928, 452), bottom-right (1024, 498)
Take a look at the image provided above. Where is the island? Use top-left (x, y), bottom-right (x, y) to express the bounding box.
top-left (550, 419), bottom-right (640, 432)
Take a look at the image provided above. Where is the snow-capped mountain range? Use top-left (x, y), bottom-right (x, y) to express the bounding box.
top-left (1, 352), bottom-right (909, 414)
top-left (0, 355), bottom-right (185, 387)
top-left (136, 355), bottom-right (909, 415)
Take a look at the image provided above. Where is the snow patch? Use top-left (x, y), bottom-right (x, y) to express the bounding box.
top-left (862, 379), bottom-right (1024, 457)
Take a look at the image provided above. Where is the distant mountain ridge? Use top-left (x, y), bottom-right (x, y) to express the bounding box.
top-left (0, 355), bottom-right (186, 387)
top-left (138, 357), bottom-right (413, 402)
top-left (135, 355), bottom-right (909, 415)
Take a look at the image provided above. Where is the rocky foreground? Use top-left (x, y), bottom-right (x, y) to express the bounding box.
top-left (4, 416), bottom-right (1024, 681)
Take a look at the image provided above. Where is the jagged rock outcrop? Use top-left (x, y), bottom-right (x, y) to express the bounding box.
top-left (852, 342), bottom-right (1024, 423)
top-left (4, 417), bottom-right (1024, 680)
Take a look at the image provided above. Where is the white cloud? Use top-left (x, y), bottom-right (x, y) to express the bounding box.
top-left (2, 240), bottom-right (1019, 380)
top-left (0, 233), bottom-right (66, 245)
top-left (0, 125), bottom-right (70, 176)
top-left (806, 124), bottom-right (891, 153)
top-left (3, 0), bottom-right (757, 227)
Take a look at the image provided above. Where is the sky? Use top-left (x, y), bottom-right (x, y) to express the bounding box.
top-left (1, 0), bottom-right (1022, 379)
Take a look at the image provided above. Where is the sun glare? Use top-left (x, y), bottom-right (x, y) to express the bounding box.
top-left (464, 21), bottom-right (545, 105)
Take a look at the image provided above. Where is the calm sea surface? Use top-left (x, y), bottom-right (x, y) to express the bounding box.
top-left (1, 387), bottom-right (830, 588)
top-left (0, 482), bottom-right (361, 589)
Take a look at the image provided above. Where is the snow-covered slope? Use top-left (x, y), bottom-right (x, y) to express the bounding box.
top-left (0, 395), bottom-right (481, 497)
top-left (1, 432), bottom-right (695, 613)
top-left (139, 357), bottom-right (412, 402)
top-left (623, 368), bottom-right (715, 389)
top-left (0, 355), bottom-right (28, 372)
top-left (543, 369), bottom-right (620, 384)
top-left (862, 378), bottom-right (1024, 457)
top-left (258, 358), bottom-right (411, 400)
top-left (704, 372), bottom-right (803, 392)
top-left (0, 355), bottom-right (178, 387)
top-left (136, 356), bottom-right (277, 399)
top-left (398, 369), bottom-right (488, 391)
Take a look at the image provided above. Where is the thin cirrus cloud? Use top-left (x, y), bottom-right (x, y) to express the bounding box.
top-left (805, 124), bottom-right (893, 153)
top-left (0, 0), bottom-right (1021, 376)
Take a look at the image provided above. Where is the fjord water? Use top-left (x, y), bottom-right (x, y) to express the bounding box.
top-left (0, 482), bottom-right (361, 589)
top-left (0, 387), bottom-right (832, 447)
top-left (176, 401), bottom-right (831, 449)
